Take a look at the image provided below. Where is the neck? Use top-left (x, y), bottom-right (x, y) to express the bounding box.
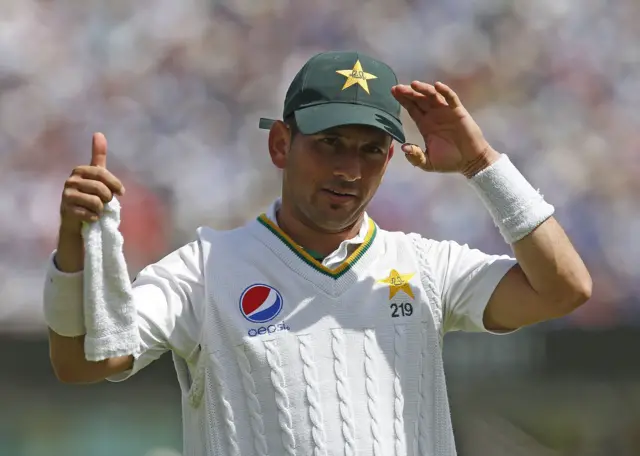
top-left (275, 202), bottom-right (364, 258)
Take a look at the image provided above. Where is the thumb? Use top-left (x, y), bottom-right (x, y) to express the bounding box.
top-left (402, 143), bottom-right (432, 171)
top-left (90, 132), bottom-right (108, 168)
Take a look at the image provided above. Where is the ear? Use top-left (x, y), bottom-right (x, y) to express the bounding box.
top-left (268, 120), bottom-right (291, 170)
top-left (388, 142), bottom-right (395, 162)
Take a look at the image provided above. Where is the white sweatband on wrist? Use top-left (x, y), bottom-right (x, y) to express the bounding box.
top-left (43, 251), bottom-right (86, 337)
top-left (467, 154), bottom-right (555, 244)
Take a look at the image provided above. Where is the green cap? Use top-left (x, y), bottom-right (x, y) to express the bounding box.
top-left (259, 51), bottom-right (405, 143)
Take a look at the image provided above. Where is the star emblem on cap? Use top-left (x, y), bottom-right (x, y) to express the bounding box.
top-left (336, 60), bottom-right (377, 94)
top-left (378, 269), bottom-right (415, 300)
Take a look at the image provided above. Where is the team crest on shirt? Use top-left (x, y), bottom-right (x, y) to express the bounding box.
top-left (378, 269), bottom-right (417, 319)
top-left (378, 269), bottom-right (415, 299)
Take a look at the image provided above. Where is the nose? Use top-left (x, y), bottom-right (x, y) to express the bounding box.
top-left (333, 149), bottom-right (361, 182)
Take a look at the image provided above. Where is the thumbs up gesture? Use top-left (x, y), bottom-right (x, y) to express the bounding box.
top-left (59, 133), bottom-right (125, 235)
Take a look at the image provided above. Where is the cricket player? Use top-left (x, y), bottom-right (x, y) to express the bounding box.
top-left (44, 51), bottom-right (592, 456)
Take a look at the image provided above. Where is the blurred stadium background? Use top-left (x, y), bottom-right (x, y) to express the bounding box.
top-left (1, 0), bottom-right (640, 454)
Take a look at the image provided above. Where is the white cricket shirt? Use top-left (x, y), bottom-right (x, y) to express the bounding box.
top-left (47, 200), bottom-right (517, 455)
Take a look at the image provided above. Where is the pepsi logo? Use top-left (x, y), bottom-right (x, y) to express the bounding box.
top-left (239, 284), bottom-right (284, 324)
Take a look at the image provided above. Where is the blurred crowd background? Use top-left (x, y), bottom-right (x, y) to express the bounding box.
top-left (1, 0), bottom-right (640, 455)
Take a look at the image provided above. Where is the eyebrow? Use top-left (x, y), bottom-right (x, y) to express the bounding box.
top-left (317, 128), bottom-right (343, 136)
top-left (319, 128), bottom-right (389, 146)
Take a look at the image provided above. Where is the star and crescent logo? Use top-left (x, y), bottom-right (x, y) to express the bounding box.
top-left (378, 269), bottom-right (415, 299)
top-left (336, 60), bottom-right (377, 94)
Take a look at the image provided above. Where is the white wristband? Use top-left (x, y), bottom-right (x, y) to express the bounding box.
top-left (43, 251), bottom-right (86, 337)
top-left (467, 154), bottom-right (554, 244)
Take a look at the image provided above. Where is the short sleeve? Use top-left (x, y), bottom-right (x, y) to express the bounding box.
top-left (422, 238), bottom-right (517, 334)
top-left (107, 240), bottom-right (204, 382)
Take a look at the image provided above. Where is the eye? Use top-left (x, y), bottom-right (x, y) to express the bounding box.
top-left (363, 144), bottom-right (384, 155)
top-left (319, 137), bottom-right (339, 147)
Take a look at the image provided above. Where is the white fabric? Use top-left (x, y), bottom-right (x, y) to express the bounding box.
top-left (468, 154), bottom-right (555, 243)
top-left (41, 199), bottom-right (516, 455)
top-left (81, 197), bottom-right (140, 362)
top-left (43, 252), bottom-right (85, 336)
top-left (101, 200), bottom-right (516, 455)
top-left (106, 240), bottom-right (205, 381)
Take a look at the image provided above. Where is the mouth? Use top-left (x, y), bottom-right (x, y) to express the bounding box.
top-left (323, 188), bottom-right (357, 197)
top-left (321, 188), bottom-right (358, 202)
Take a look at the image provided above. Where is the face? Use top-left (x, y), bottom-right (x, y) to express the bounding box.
top-left (269, 121), bottom-right (394, 233)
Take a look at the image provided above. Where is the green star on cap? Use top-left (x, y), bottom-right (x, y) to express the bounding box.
top-left (259, 51), bottom-right (405, 143)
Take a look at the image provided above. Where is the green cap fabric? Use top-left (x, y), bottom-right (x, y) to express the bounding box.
top-left (259, 51), bottom-right (405, 143)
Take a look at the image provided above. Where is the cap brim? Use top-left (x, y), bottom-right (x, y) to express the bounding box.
top-left (294, 103), bottom-right (405, 143)
top-left (259, 118), bottom-right (276, 130)
top-left (258, 105), bottom-right (405, 143)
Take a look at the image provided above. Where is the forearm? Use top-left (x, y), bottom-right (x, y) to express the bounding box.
top-left (511, 216), bottom-right (591, 307)
top-left (45, 229), bottom-right (85, 333)
top-left (44, 250), bottom-right (91, 381)
top-left (46, 266), bottom-right (135, 383)
top-left (54, 228), bottom-right (84, 273)
top-left (468, 150), bottom-right (592, 315)
top-left (49, 329), bottom-right (133, 383)
top-left (45, 229), bottom-right (91, 378)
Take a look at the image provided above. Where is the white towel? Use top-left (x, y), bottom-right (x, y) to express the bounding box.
top-left (81, 197), bottom-right (140, 362)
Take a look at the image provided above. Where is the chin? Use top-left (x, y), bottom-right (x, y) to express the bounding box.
top-left (300, 196), bottom-right (363, 231)
top-left (315, 208), bottom-right (363, 232)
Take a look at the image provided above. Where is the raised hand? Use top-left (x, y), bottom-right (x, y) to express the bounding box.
top-left (391, 81), bottom-right (499, 177)
top-left (59, 133), bottom-right (125, 234)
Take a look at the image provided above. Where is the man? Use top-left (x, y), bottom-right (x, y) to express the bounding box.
top-left (44, 51), bottom-right (592, 456)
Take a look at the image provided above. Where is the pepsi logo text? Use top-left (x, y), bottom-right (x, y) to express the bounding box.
top-left (247, 321), bottom-right (290, 338)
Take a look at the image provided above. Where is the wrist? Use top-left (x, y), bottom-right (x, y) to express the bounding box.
top-left (59, 219), bottom-right (82, 238)
top-left (467, 154), bottom-right (554, 243)
top-left (461, 146), bottom-right (502, 179)
top-left (44, 252), bottom-right (85, 337)
top-left (56, 226), bottom-right (85, 273)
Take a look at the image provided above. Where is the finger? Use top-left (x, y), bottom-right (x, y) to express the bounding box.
top-left (64, 206), bottom-right (100, 224)
top-left (410, 81), bottom-right (448, 107)
top-left (395, 83), bottom-right (444, 112)
top-left (434, 81), bottom-right (462, 109)
top-left (397, 96), bottom-right (425, 121)
top-left (401, 143), bottom-right (433, 171)
top-left (72, 166), bottom-right (125, 196)
top-left (62, 188), bottom-right (105, 215)
top-left (393, 84), bottom-right (430, 102)
top-left (66, 176), bottom-right (114, 203)
top-left (90, 132), bottom-right (108, 168)
top-left (392, 87), bottom-right (426, 120)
